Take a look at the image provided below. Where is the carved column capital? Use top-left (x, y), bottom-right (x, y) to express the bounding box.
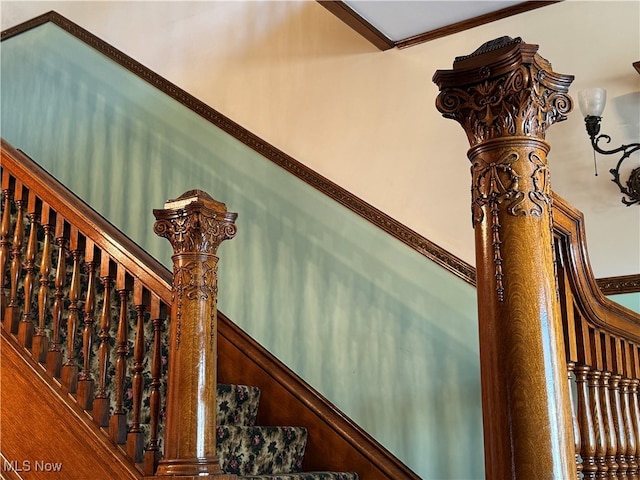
top-left (433, 36), bottom-right (574, 147)
top-left (153, 189), bottom-right (237, 256)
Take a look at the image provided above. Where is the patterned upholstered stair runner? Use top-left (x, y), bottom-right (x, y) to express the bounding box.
top-left (216, 384), bottom-right (357, 478)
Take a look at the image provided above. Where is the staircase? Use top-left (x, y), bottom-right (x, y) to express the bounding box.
top-left (1, 140), bottom-right (412, 479)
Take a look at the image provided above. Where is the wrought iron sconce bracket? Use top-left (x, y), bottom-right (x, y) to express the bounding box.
top-left (584, 115), bottom-right (640, 206)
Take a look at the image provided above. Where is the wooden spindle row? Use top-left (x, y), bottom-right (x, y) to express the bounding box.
top-left (5, 180), bottom-right (26, 334)
top-left (0, 167), bottom-right (169, 474)
top-left (32, 204), bottom-right (54, 362)
top-left (566, 317), bottom-right (640, 478)
top-left (557, 257), bottom-right (640, 480)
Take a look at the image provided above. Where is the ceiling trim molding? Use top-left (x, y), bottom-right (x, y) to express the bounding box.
top-left (317, 0), bottom-right (394, 51)
top-left (319, 0), bottom-right (562, 51)
top-left (396, 1), bottom-right (561, 49)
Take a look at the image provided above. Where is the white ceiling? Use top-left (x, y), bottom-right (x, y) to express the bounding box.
top-left (342, 0), bottom-right (525, 42)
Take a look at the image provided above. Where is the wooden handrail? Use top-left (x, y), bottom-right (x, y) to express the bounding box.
top-left (0, 140), bottom-right (174, 299)
top-left (553, 194), bottom-right (640, 479)
top-left (553, 194), bottom-right (640, 342)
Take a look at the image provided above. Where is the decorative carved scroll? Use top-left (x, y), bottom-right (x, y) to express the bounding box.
top-left (435, 37), bottom-right (573, 147)
top-left (153, 189), bottom-right (237, 255)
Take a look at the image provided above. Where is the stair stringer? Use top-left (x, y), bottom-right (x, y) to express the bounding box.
top-left (0, 329), bottom-right (141, 480)
top-left (218, 315), bottom-right (420, 480)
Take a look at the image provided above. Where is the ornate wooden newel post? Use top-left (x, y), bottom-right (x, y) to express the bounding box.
top-left (153, 190), bottom-right (237, 479)
top-left (433, 38), bottom-right (578, 479)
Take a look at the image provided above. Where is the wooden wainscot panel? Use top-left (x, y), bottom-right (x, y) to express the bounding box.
top-left (0, 330), bottom-right (141, 480)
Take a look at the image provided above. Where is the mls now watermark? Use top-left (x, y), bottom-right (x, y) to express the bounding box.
top-left (4, 459), bottom-right (63, 473)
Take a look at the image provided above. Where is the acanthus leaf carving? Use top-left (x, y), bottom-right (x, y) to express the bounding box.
top-left (153, 211), bottom-right (237, 256)
top-left (436, 61), bottom-right (573, 147)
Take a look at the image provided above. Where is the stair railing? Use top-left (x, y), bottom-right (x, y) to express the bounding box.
top-left (434, 37), bottom-right (640, 479)
top-left (0, 139), bottom-right (234, 477)
top-left (553, 195), bottom-right (640, 480)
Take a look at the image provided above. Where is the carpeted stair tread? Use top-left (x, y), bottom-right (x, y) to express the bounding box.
top-left (218, 383), bottom-right (261, 426)
top-left (238, 472), bottom-right (359, 480)
top-left (218, 425), bottom-right (308, 475)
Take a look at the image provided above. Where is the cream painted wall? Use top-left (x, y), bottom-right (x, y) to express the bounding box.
top-left (1, 0), bottom-right (638, 278)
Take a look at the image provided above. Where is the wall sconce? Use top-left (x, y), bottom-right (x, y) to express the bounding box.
top-left (578, 87), bottom-right (640, 206)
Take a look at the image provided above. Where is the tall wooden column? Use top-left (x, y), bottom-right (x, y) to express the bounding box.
top-left (433, 37), bottom-right (577, 479)
top-left (153, 190), bottom-right (237, 479)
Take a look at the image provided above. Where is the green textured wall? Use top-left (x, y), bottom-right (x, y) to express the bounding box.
top-left (609, 293), bottom-right (640, 314)
top-left (1, 23), bottom-right (483, 478)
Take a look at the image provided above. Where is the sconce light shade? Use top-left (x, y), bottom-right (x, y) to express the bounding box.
top-left (578, 85), bottom-right (640, 206)
top-left (578, 88), bottom-right (607, 117)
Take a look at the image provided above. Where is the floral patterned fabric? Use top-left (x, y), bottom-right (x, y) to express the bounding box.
top-left (218, 425), bottom-right (307, 475)
top-left (218, 383), bottom-right (261, 426)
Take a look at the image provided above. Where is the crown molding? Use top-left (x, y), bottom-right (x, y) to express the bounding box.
top-left (318, 1), bottom-right (561, 51)
top-left (396, 1), bottom-right (561, 49)
top-left (317, 1), bottom-right (394, 51)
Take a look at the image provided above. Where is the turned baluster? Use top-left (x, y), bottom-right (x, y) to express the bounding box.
top-left (588, 330), bottom-right (609, 478)
top-left (631, 345), bottom-right (640, 478)
top-left (577, 364), bottom-right (599, 479)
top-left (17, 192), bottom-right (40, 348)
top-left (153, 190), bottom-right (237, 478)
top-left (46, 215), bottom-right (68, 378)
top-left (109, 266), bottom-right (131, 445)
top-left (568, 362), bottom-right (584, 479)
top-left (621, 377), bottom-right (638, 480)
top-left (629, 378), bottom-right (640, 476)
top-left (77, 240), bottom-right (98, 410)
top-left (61, 228), bottom-right (83, 394)
top-left (589, 369), bottom-right (609, 478)
top-left (574, 316), bottom-right (598, 479)
top-left (32, 204), bottom-right (54, 362)
top-left (127, 279), bottom-right (148, 463)
top-left (600, 334), bottom-right (620, 479)
top-left (93, 256), bottom-right (114, 427)
top-left (144, 294), bottom-right (166, 476)
top-left (601, 371), bottom-right (620, 479)
top-left (630, 377), bottom-right (640, 480)
top-left (611, 372), bottom-right (629, 479)
top-left (5, 181), bottom-right (26, 333)
top-left (0, 172), bottom-right (14, 312)
top-left (561, 272), bottom-right (583, 478)
top-left (622, 344), bottom-right (639, 480)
